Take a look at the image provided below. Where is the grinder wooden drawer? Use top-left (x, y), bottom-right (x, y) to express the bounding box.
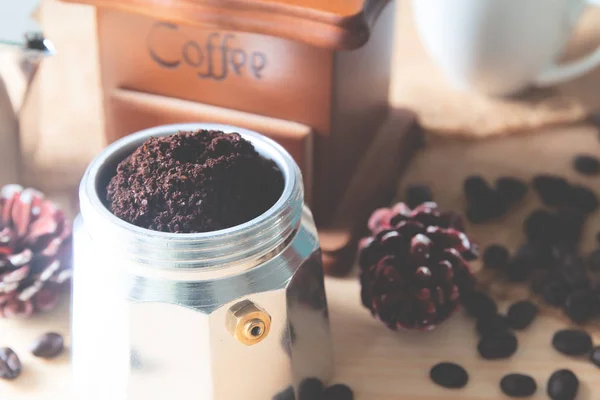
top-left (107, 88), bottom-right (314, 204)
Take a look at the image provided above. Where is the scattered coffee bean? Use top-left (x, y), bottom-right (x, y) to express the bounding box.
top-left (500, 373), bottom-right (537, 398)
top-left (0, 347), bottom-right (22, 380)
top-left (506, 301), bottom-right (538, 330)
top-left (530, 270), bottom-right (551, 294)
top-left (30, 332), bottom-right (64, 359)
top-left (429, 362), bottom-right (469, 389)
top-left (552, 329), bottom-right (593, 356)
top-left (496, 177), bottom-right (527, 204)
top-left (323, 384), bottom-right (353, 400)
top-left (506, 257), bottom-right (534, 282)
top-left (464, 176), bottom-right (492, 202)
top-left (463, 176), bottom-right (507, 223)
top-left (272, 385), bottom-right (295, 400)
top-left (558, 253), bottom-right (589, 286)
top-left (569, 184), bottom-right (599, 214)
top-left (564, 289), bottom-right (597, 324)
top-left (532, 175), bottom-right (570, 207)
top-left (476, 313), bottom-right (509, 336)
top-left (588, 249), bottom-right (600, 272)
top-left (462, 291), bottom-right (497, 319)
top-left (477, 331), bottom-right (518, 360)
top-left (405, 184), bottom-right (433, 209)
top-left (547, 369), bottom-right (578, 400)
top-left (483, 244), bottom-right (509, 269)
top-left (573, 154), bottom-right (600, 176)
top-left (590, 346), bottom-right (600, 368)
top-left (524, 209), bottom-right (561, 246)
top-left (299, 378), bottom-right (324, 400)
top-left (557, 211), bottom-right (586, 245)
top-left (542, 280), bottom-right (571, 307)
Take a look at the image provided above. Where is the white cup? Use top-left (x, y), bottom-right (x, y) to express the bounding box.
top-left (413, 0), bottom-right (600, 96)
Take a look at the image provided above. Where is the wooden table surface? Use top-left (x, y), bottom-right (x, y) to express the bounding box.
top-left (1, 122), bottom-right (599, 399)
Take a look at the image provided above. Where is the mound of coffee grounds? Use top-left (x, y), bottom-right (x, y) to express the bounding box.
top-left (107, 130), bottom-right (284, 233)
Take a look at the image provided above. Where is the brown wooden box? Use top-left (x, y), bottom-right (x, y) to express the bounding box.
top-left (62, 0), bottom-right (421, 274)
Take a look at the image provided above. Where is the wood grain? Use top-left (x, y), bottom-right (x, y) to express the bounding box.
top-left (1, 122), bottom-right (599, 399)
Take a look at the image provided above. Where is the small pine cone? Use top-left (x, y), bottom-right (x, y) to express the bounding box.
top-left (0, 185), bottom-right (72, 318)
top-left (359, 202), bottom-right (477, 331)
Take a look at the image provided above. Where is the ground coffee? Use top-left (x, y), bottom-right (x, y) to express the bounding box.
top-left (107, 130), bottom-right (284, 233)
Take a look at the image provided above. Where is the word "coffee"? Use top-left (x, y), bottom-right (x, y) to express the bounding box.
top-left (148, 22), bottom-right (267, 81)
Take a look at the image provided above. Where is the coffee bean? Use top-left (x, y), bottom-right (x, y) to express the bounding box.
top-left (547, 369), bottom-right (578, 400)
top-left (462, 291), bottom-right (497, 319)
top-left (530, 270), bottom-right (551, 294)
top-left (542, 280), bottom-right (571, 307)
top-left (272, 385), bottom-right (295, 400)
top-left (557, 254), bottom-right (590, 291)
top-left (590, 346), bottom-right (600, 368)
top-left (496, 177), bottom-right (527, 204)
top-left (506, 257), bottom-right (534, 282)
top-left (464, 176), bottom-right (492, 203)
top-left (573, 154), bottom-right (600, 176)
top-left (477, 331), bottom-right (518, 360)
top-left (532, 175), bottom-right (570, 207)
top-left (506, 301), bottom-right (538, 330)
top-left (552, 329), bottom-right (593, 356)
top-left (569, 185), bottom-right (599, 214)
top-left (323, 384), bottom-right (353, 400)
top-left (524, 209), bottom-right (561, 246)
top-left (564, 289), bottom-right (597, 324)
top-left (483, 244), bottom-right (509, 269)
top-left (30, 332), bottom-right (64, 359)
top-left (500, 374), bottom-right (537, 397)
top-left (299, 378), bottom-right (324, 400)
top-left (476, 313), bottom-right (509, 336)
top-left (588, 249), bottom-right (600, 272)
top-left (463, 176), bottom-right (508, 223)
top-left (429, 362), bottom-right (468, 389)
top-left (556, 211), bottom-right (586, 246)
top-left (0, 347), bottom-right (22, 380)
top-left (405, 184), bottom-right (433, 209)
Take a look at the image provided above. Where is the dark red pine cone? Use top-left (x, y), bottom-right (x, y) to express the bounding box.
top-left (0, 185), bottom-right (72, 318)
top-left (359, 202), bottom-right (477, 331)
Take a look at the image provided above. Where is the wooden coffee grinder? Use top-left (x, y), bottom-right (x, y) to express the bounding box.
top-left (63, 0), bottom-right (422, 275)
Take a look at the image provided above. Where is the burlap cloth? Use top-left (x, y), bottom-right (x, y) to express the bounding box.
top-left (390, 0), bottom-right (600, 138)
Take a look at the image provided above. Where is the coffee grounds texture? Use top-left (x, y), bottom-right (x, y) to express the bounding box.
top-left (106, 130), bottom-right (284, 233)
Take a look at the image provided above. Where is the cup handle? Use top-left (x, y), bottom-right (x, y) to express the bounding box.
top-left (534, 0), bottom-right (600, 86)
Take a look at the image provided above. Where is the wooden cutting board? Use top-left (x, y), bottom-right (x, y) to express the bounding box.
top-left (1, 122), bottom-right (599, 399)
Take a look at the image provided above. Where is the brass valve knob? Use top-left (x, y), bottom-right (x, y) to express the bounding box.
top-left (226, 300), bottom-right (271, 346)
